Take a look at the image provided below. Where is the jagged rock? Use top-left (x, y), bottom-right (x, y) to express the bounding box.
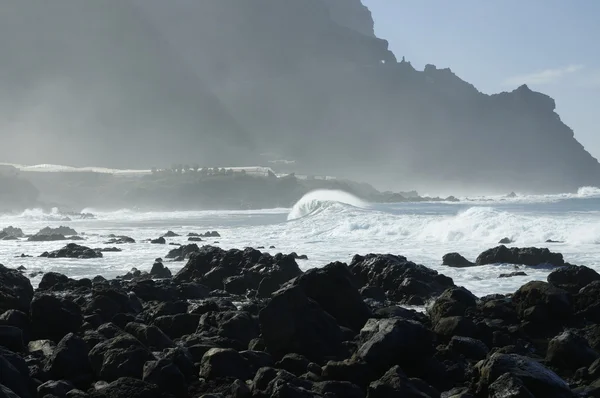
top-left (1, 227), bottom-right (24, 238)
top-left (40, 243), bottom-right (102, 259)
top-left (476, 353), bottom-right (572, 398)
top-left (349, 254), bottom-right (454, 305)
top-left (368, 366), bottom-right (439, 398)
top-left (442, 253), bottom-right (475, 268)
top-left (149, 262), bottom-right (172, 279)
top-left (142, 358), bottom-right (187, 398)
top-left (286, 261), bottom-right (372, 331)
top-left (197, 311), bottom-right (259, 348)
top-left (0, 384), bottom-right (20, 398)
top-left (448, 336), bottom-right (489, 360)
top-left (88, 334), bottom-right (155, 382)
top-left (275, 354), bottom-right (311, 377)
top-left (0, 310), bottom-right (30, 342)
top-left (37, 380), bottom-right (76, 397)
top-left (188, 237), bottom-right (203, 242)
top-left (124, 322), bottom-right (174, 351)
top-left (165, 244), bottom-right (200, 261)
top-left (88, 377), bottom-right (161, 398)
top-left (37, 226), bottom-right (78, 236)
top-left (360, 286), bottom-right (386, 302)
top-left (547, 264), bottom-right (600, 293)
top-left (434, 316), bottom-right (478, 339)
top-left (152, 314), bottom-right (201, 339)
top-left (0, 264), bottom-right (34, 313)
top-left (428, 287), bottom-right (477, 324)
top-left (31, 295), bottom-right (83, 342)
top-left (546, 331), bottom-right (599, 370)
top-left (104, 236), bottom-right (135, 244)
top-left (28, 233), bottom-right (68, 241)
top-left (322, 360), bottom-right (379, 390)
top-left (150, 237), bottom-right (165, 244)
top-left (512, 281), bottom-right (571, 325)
top-left (488, 373), bottom-right (535, 398)
top-left (313, 380), bottom-right (364, 398)
top-left (499, 271), bottom-right (528, 278)
top-left (354, 317), bottom-right (434, 373)
top-left (45, 333), bottom-right (92, 383)
top-left (498, 238), bottom-right (513, 244)
top-left (476, 246), bottom-right (565, 266)
top-left (162, 230), bottom-right (180, 237)
top-left (199, 348), bottom-right (252, 380)
top-left (259, 285), bottom-right (343, 362)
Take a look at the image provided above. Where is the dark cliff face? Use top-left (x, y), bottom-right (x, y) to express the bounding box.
top-left (0, 0), bottom-right (598, 193)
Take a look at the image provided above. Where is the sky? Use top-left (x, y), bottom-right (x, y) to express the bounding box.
top-left (363, 0), bottom-right (600, 159)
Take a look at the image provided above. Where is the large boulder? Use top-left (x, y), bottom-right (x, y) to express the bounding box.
top-left (30, 295), bottom-right (83, 342)
top-left (546, 331), bottom-right (599, 371)
top-left (547, 265), bottom-right (600, 293)
top-left (88, 334), bottom-right (155, 382)
top-left (428, 287), bottom-right (478, 325)
top-left (354, 317), bottom-right (434, 373)
top-left (199, 348), bottom-right (252, 380)
top-left (142, 358), bottom-right (187, 398)
top-left (0, 264), bottom-right (34, 313)
top-left (124, 322), bottom-right (174, 351)
top-left (476, 353), bottom-right (572, 398)
top-left (442, 253), bottom-right (475, 268)
top-left (197, 310), bottom-right (259, 348)
top-left (511, 281), bottom-right (571, 325)
top-left (165, 244), bottom-right (200, 261)
top-left (367, 366), bottom-right (439, 398)
top-left (0, 354), bottom-right (31, 398)
top-left (348, 254), bottom-right (455, 305)
top-left (287, 261), bottom-right (372, 331)
top-left (45, 333), bottom-right (92, 383)
top-left (476, 246), bottom-right (565, 266)
top-left (152, 314), bottom-right (201, 339)
top-left (40, 243), bottom-right (102, 259)
top-left (36, 226), bottom-right (78, 236)
top-left (258, 285), bottom-right (343, 362)
top-left (576, 281), bottom-right (600, 322)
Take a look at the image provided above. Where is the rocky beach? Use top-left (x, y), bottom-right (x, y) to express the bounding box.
top-left (1, 240), bottom-right (599, 398)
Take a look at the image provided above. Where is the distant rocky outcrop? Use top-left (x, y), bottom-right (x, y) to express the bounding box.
top-left (0, 0), bottom-right (598, 193)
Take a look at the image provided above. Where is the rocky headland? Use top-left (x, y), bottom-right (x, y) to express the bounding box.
top-left (0, 243), bottom-right (599, 397)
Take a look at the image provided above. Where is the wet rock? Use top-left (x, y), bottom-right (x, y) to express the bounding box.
top-left (197, 311), bottom-right (259, 348)
top-left (442, 253), bottom-right (475, 268)
top-left (199, 348), bottom-right (252, 380)
top-left (88, 377), bottom-right (161, 398)
top-left (448, 336), bottom-right (489, 360)
top-left (40, 243), bottom-right (102, 259)
top-left (499, 237), bottom-right (513, 244)
top-left (435, 316), bottom-right (478, 339)
top-left (162, 231), bottom-right (180, 237)
top-left (0, 263), bottom-right (34, 313)
top-left (354, 317), bottom-right (434, 373)
top-left (37, 380), bottom-right (75, 397)
top-left (546, 330), bottom-right (599, 371)
top-left (360, 286), bottom-right (386, 302)
top-left (152, 314), bottom-right (201, 339)
top-left (576, 281), bottom-right (600, 323)
top-left (88, 334), bottom-right (155, 382)
top-left (259, 285), bottom-right (343, 362)
top-left (0, 354), bottom-right (31, 398)
top-left (547, 264), bottom-right (600, 293)
top-left (166, 244), bottom-right (200, 261)
top-left (45, 333), bottom-right (92, 384)
top-left (37, 226), bottom-right (78, 236)
top-left (476, 353), bottom-right (572, 398)
top-left (322, 360), bottom-right (379, 390)
top-left (287, 261), bottom-right (372, 331)
top-left (142, 358), bottom-right (187, 397)
top-left (95, 247), bottom-right (122, 252)
top-left (1, 226), bottom-right (24, 238)
top-left (28, 234), bottom-right (67, 241)
top-left (31, 295), bottom-right (83, 342)
top-left (512, 281), bottom-right (571, 324)
top-left (188, 237), bottom-right (203, 242)
top-left (0, 309), bottom-right (30, 342)
top-left (124, 322), bottom-right (174, 351)
top-left (104, 236), bottom-right (135, 244)
top-left (276, 353), bottom-right (311, 376)
top-left (0, 326), bottom-right (24, 352)
top-left (349, 254), bottom-right (454, 305)
top-left (476, 245), bottom-right (565, 267)
top-left (499, 271), bottom-right (528, 278)
top-left (428, 287), bottom-right (478, 325)
top-left (313, 380), bottom-right (364, 398)
top-left (488, 373), bottom-right (535, 398)
top-left (150, 237), bottom-right (165, 244)
top-left (149, 262), bottom-right (172, 279)
top-left (368, 365), bottom-right (439, 398)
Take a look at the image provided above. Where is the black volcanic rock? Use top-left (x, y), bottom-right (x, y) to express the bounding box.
top-left (40, 243), bottom-right (102, 259)
top-left (349, 254), bottom-right (455, 305)
top-left (0, 264), bottom-right (34, 313)
top-left (37, 226), bottom-right (78, 236)
top-left (476, 245), bottom-right (565, 267)
top-left (547, 264), bottom-right (600, 293)
top-left (442, 252), bottom-right (475, 268)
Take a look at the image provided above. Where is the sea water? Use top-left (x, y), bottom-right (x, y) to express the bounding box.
top-left (2, 188), bottom-right (600, 297)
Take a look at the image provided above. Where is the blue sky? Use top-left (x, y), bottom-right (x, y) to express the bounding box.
top-left (363, 0), bottom-right (600, 158)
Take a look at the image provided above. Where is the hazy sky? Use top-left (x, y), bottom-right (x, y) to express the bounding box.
top-left (364, 0), bottom-right (600, 159)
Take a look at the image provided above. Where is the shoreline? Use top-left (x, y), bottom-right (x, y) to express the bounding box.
top-left (0, 243), bottom-right (598, 397)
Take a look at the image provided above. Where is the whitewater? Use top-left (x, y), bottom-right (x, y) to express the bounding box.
top-left (2, 188), bottom-right (600, 298)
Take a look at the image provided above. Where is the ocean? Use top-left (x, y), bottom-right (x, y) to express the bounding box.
top-left (2, 188), bottom-right (600, 298)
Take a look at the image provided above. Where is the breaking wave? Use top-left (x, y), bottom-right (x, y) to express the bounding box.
top-left (287, 190), bottom-right (368, 220)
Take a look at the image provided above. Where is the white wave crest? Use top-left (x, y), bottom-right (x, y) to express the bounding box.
top-left (287, 190), bottom-right (368, 221)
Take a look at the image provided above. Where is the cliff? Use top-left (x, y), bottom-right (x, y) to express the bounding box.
top-left (0, 0), bottom-right (598, 193)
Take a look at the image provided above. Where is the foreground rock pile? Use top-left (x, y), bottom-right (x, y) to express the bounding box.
top-left (0, 245), bottom-right (599, 397)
